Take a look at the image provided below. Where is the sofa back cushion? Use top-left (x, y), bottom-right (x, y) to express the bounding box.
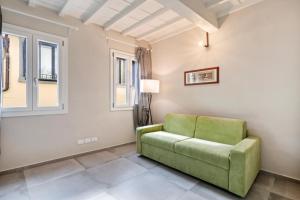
top-left (195, 116), bottom-right (246, 145)
top-left (164, 113), bottom-right (197, 137)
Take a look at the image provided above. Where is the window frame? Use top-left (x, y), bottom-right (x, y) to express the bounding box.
top-left (1, 23), bottom-right (68, 117)
top-left (110, 49), bottom-right (138, 111)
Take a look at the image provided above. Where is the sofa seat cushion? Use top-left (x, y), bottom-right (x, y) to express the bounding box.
top-left (175, 138), bottom-right (233, 169)
top-left (141, 131), bottom-right (190, 151)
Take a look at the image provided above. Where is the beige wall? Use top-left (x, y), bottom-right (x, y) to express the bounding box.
top-left (0, 0), bottom-right (149, 171)
top-left (151, 0), bottom-right (300, 180)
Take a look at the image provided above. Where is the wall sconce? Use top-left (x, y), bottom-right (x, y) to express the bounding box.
top-left (198, 32), bottom-right (209, 48)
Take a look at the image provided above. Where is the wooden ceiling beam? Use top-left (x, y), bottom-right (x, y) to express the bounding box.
top-left (59, 0), bottom-right (72, 17)
top-left (104, 0), bottom-right (146, 31)
top-left (27, 0), bottom-right (37, 7)
top-left (150, 25), bottom-right (196, 44)
top-left (137, 16), bottom-right (182, 40)
top-left (156, 0), bottom-right (219, 33)
top-left (122, 8), bottom-right (168, 36)
top-left (82, 0), bottom-right (108, 24)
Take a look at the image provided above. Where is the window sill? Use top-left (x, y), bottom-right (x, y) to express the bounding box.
top-left (110, 107), bottom-right (133, 112)
top-left (38, 80), bottom-right (58, 84)
top-left (1, 109), bottom-right (68, 118)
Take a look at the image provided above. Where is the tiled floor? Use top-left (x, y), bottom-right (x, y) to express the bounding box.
top-left (0, 143), bottom-right (299, 200)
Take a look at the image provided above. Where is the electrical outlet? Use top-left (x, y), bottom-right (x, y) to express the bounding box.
top-left (78, 137), bottom-right (98, 145)
top-left (85, 138), bottom-right (92, 143)
top-left (77, 139), bottom-right (85, 145)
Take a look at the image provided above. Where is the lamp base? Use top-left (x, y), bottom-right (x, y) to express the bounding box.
top-left (142, 93), bottom-right (153, 125)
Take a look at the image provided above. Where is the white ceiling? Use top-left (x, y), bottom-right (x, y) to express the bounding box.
top-left (25, 0), bottom-right (264, 43)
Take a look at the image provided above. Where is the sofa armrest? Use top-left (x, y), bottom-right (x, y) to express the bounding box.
top-left (229, 136), bottom-right (261, 197)
top-left (136, 124), bottom-right (163, 153)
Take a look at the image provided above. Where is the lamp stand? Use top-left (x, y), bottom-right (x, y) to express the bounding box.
top-left (142, 93), bottom-right (153, 125)
top-left (147, 93), bottom-right (153, 125)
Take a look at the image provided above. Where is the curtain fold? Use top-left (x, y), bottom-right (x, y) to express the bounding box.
top-left (0, 6), bottom-right (3, 154)
top-left (133, 47), bottom-right (152, 129)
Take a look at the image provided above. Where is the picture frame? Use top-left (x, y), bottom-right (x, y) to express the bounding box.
top-left (184, 67), bottom-right (219, 86)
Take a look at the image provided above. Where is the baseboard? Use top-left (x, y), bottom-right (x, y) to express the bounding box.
top-left (260, 168), bottom-right (300, 183)
top-left (0, 141), bottom-right (136, 175)
top-left (1, 144), bottom-right (299, 184)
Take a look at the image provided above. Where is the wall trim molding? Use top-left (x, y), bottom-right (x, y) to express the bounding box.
top-left (0, 141), bottom-right (136, 175)
top-left (261, 169), bottom-right (300, 183)
top-left (0, 141), bottom-right (299, 184)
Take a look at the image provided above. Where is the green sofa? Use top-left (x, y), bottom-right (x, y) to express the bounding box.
top-left (136, 113), bottom-right (260, 197)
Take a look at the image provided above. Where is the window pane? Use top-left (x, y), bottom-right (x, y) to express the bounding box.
top-left (115, 57), bottom-right (127, 106)
top-left (40, 45), bottom-right (52, 79)
top-left (130, 60), bottom-right (138, 106)
top-left (37, 40), bottom-right (59, 107)
top-left (116, 86), bottom-right (127, 106)
top-left (2, 33), bottom-right (27, 108)
top-left (117, 57), bottom-right (126, 85)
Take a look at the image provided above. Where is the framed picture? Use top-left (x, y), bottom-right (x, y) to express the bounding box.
top-left (184, 67), bottom-right (219, 86)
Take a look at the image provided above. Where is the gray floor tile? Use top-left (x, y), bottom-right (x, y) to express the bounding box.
top-left (125, 154), bottom-right (158, 169)
top-left (87, 192), bottom-right (118, 200)
top-left (192, 180), bottom-right (270, 200)
top-left (108, 143), bottom-right (136, 157)
top-left (246, 185), bottom-right (270, 200)
top-left (191, 181), bottom-right (242, 200)
top-left (0, 189), bottom-right (30, 200)
top-left (271, 177), bottom-right (300, 200)
top-left (268, 193), bottom-right (294, 200)
top-left (254, 172), bottom-right (276, 190)
top-left (76, 151), bottom-right (119, 169)
top-left (0, 172), bottom-right (26, 196)
top-left (176, 191), bottom-right (207, 200)
top-left (24, 159), bottom-right (85, 187)
top-left (28, 171), bottom-right (108, 200)
top-left (87, 158), bottom-right (147, 186)
top-left (109, 172), bottom-right (186, 200)
top-left (150, 165), bottom-right (198, 190)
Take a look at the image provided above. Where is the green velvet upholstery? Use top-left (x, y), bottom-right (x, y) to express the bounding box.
top-left (141, 131), bottom-right (189, 151)
top-left (195, 116), bottom-right (247, 145)
top-left (136, 124), bottom-right (163, 153)
top-left (229, 136), bottom-right (261, 197)
top-left (175, 138), bottom-right (233, 169)
top-left (142, 143), bottom-right (229, 189)
top-left (163, 113), bottom-right (197, 137)
top-left (136, 113), bottom-right (261, 197)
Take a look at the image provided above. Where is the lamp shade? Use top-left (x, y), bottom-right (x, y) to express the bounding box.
top-left (140, 79), bottom-right (160, 93)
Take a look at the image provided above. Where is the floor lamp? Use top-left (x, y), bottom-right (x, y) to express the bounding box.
top-left (140, 79), bottom-right (160, 125)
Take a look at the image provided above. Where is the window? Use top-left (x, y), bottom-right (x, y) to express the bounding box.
top-left (19, 38), bottom-right (27, 81)
top-left (111, 49), bottom-right (138, 111)
top-left (38, 41), bottom-right (58, 82)
top-left (1, 24), bottom-right (68, 117)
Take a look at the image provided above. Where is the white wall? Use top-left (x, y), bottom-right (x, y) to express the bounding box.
top-left (0, 0), bottom-right (149, 171)
top-left (151, 0), bottom-right (300, 180)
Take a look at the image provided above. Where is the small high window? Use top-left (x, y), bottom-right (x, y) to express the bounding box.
top-left (111, 49), bottom-right (138, 111)
top-left (38, 41), bottom-right (58, 82)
